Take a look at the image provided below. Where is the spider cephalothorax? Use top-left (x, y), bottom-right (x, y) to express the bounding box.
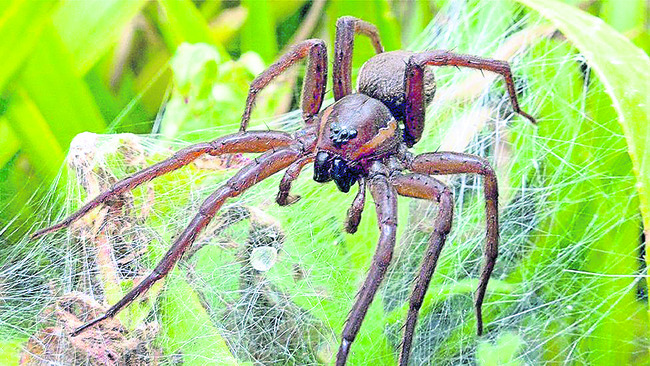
top-left (32, 16), bottom-right (535, 366)
top-left (314, 94), bottom-right (399, 192)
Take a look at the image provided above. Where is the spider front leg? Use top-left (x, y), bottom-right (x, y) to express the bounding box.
top-left (333, 16), bottom-right (384, 100)
top-left (71, 146), bottom-right (303, 336)
top-left (337, 164), bottom-right (397, 365)
top-left (31, 131), bottom-right (297, 240)
top-left (240, 39), bottom-right (328, 131)
top-left (409, 151), bottom-right (498, 336)
top-left (391, 173), bottom-right (453, 365)
top-left (403, 50), bottom-right (536, 146)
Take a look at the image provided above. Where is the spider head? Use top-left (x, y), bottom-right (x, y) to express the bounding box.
top-left (314, 94), bottom-right (399, 192)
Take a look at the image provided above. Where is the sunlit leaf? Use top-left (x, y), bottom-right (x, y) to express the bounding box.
top-left (157, 0), bottom-right (229, 60)
top-left (240, 0), bottom-right (276, 63)
top-left (20, 25), bottom-right (106, 149)
top-left (52, 0), bottom-right (146, 75)
top-left (516, 0), bottom-right (650, 284)
top-left (6, 89), bottom-right (65, 180)
top-left (0, 0), bottom-right (57, 91)
top-left (0, 120), bottom-right (20, 169)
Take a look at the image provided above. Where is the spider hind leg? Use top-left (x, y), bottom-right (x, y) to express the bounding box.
top-left (409, 151), bottom-right (499, 336)
top-left (336, 167), bottom-right (397, 366)
top-left (403, 50), bottom-right (536, 147)
top-left (391, 172), bottom-right (453, 365)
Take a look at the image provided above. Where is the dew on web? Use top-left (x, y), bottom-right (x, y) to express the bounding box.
top-left (250, 246), bottom-right (279, 272)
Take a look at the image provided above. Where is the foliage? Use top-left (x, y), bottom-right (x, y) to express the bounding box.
top-left (1, 0), bottom-right (649, 365)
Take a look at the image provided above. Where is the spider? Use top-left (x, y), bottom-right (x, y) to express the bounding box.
top-left (32, 16), bottom-right (535, 366)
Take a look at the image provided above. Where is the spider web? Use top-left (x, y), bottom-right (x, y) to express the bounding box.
top-left (3, 1), bottom-right (647, 365)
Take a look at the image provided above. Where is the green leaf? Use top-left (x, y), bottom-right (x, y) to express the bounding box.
top-left (20, 24), bottom-right (106, 149)
top-left (157, 0), bottom-right (229, 60)
top-left (508, 1), bottom-right (649, 363)
top-left (269, 1), bottom-right (306, 21)
top-left (0, 120), bottom-right (20, 169)
top-left (0, 0), bottom-right (57, 91)
top-left (160, 274), bottom-right (239, 365)
top-left (51, 0), bottom-right (146, 75)
top-left (6, 89), bottom-right (65, 180)
top-left (599, 0), bottom-right (646, 34)
top-left (0, 339), bottom-right (27, 365)
top-left (515, 0), bottom-right (650, 276)
top-left (240, 0), bottom-right (277, 63)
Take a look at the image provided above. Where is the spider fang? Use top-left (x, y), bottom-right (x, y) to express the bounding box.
top-left (313, 151), bottom-right (359, 193)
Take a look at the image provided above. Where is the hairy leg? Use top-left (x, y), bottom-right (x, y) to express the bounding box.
top-left (333, 16), bottom-right (384, 100)
top-left (391, 173), bottom-right (453, 365)
top-left (240, 39), bottom-right (328, 131)
top-left (408, 151), bottom-right (498, 336)
top-left (337, 163), bottom-right (397, 365)
top-left (276, 154), bottom-right (314, 206)
top-left (71, 147), bottom-right (303, 336)
top-left (32, 131), bottom-right (300, 240)
top-left (403, 50), bottom-right (536, 146)
top-left (344, 177), bottom-right (366, 234)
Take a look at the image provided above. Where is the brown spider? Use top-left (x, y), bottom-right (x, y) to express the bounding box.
top-left (32, 16), bottom-right (535, 366)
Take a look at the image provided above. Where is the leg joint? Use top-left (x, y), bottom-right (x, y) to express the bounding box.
top-left (336, 16), bottom-right (356, 28)
top-left (476, 158), bottom-right (495, 177)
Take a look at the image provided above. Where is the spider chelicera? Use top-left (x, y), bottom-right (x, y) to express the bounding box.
top-left (32, 16), bottom-right (535, 366)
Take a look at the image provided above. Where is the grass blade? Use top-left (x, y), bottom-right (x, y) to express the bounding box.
top-left (6, 89), bottom-right (65, 180)
top-left (52, 0), bottom-right (147, 75)
top-left (157, 0), bottom-right (229, 59)
top-left (0, 120), bottom-right (20, 169)
top-left (0, 0), bottom-right (57, 91)
top-left (20, 25), bottom-right (106, 149)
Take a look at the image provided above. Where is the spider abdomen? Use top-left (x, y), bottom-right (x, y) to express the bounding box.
top-left (358, 50), bottom-right (436, 121)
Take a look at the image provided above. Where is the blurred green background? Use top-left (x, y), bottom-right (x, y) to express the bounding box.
top-left (1, 0), bottom-right (650, 365)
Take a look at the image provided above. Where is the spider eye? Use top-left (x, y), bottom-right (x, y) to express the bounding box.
top-left (330, 127), bottom-right (358, 147)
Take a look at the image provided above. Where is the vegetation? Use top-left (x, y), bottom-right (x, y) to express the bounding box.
top-left (1, 0), bottom-right (649, 365)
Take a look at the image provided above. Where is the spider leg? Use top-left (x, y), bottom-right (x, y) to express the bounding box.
top-left (333, 16), bottom-right (384, 100)
top-left (31, 131), bottom-right (298, 240)
top-left (71, 146), bottom-right (303, 336)
top-left (408, 151), bottom-right (498, 336)
top-left (391, 173), bottom-right (453, 365)
top-left (240, 39), bottom-right (328, 131)
top-left (337, 164), bottom-right (397, 366)
top-left (276, 154), bottom-right (314, 206)
top-left (344, 177), bottom-right (366, 234)
top-left (403, 50), bottom-right (536, 146)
